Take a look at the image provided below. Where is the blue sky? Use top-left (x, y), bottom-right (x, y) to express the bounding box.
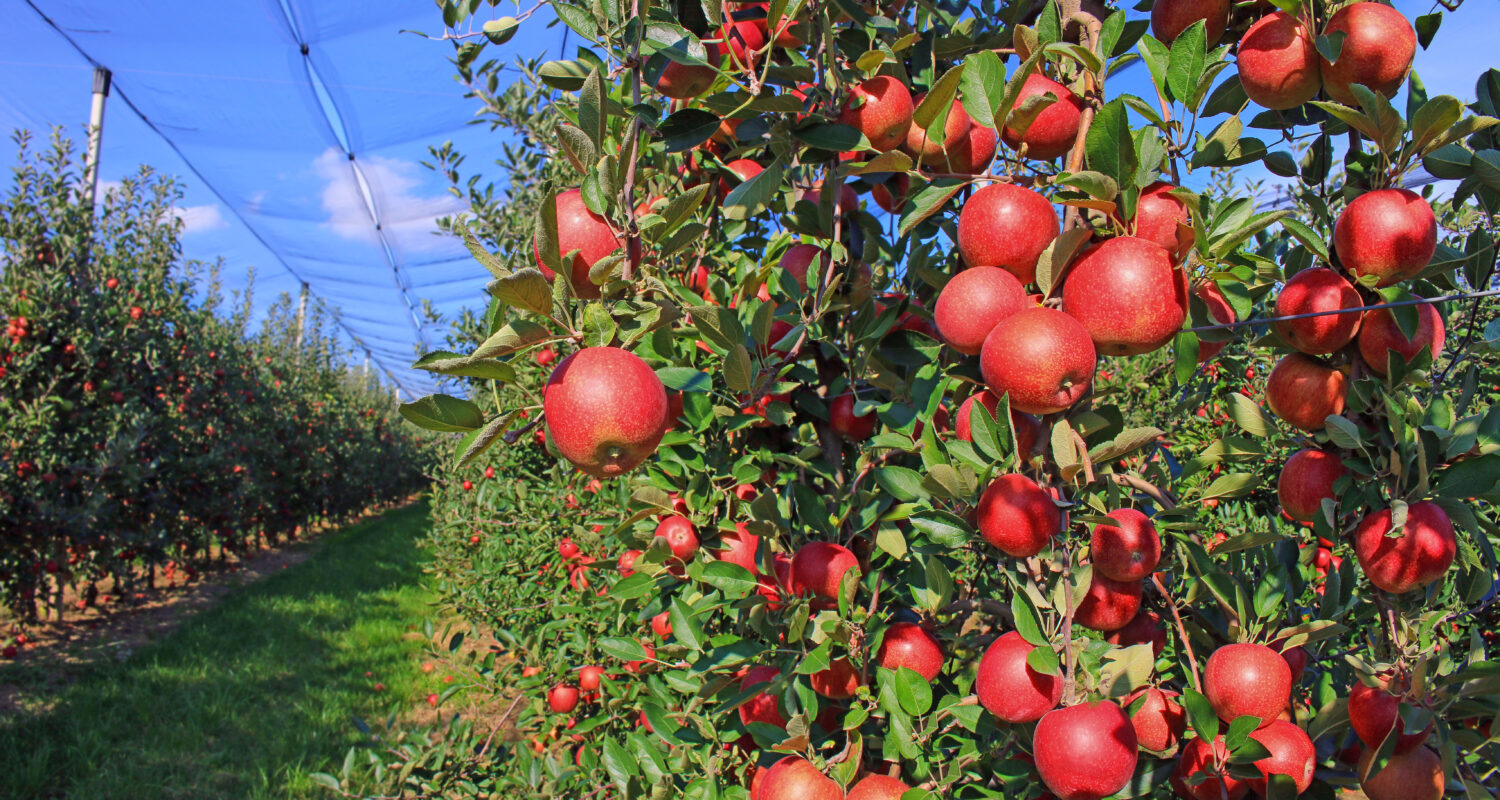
top-left (0, 0), bottom-right (1491, 397)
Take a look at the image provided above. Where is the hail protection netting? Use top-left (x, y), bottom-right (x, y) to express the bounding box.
top-left (0, 0), bottom-right (570, 397)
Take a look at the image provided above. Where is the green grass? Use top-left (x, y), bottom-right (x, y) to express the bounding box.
top-left (0, 503), bottom-right (438, 800)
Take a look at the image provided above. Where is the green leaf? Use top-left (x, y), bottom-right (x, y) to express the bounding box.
top-left (724, 344), bottom-right (753, 392)
top-left (1166, 20), bottom-right (1207, 106)
top-left (656, 183), bottom-right (712, 236)
top-left (579, 68), bottom-right (606, 152)
top-left (411, 351), bottom-right (516, 381)
top-left (1227, 391), bottom-right (1274, 438)
top-left (793, 123), bottom-right (864, 152)
top-left (1025, 644), bottom-right (1061, 676)
top-left (473, 319), bottom-right (551, 359)
top-left (687, 304), bottom-right (744, 350)
top-left (668, 598), bottom-right (705, 652)
top-left (538, 59), bottom-right (591, 90)
top-left (1314, 31), bottom-right (1345, 65)
top-left (581, 303), bottom-right (618, 347)
top-left (1085, 98), bottom-right (1136, 185)
top-left (1414, 12), bottom-right (1442, 48)
top-left (599, 637), bottom-right (650, 662)
top-left (455, 410), bottom-right (525, 466)
top-left (959, 50), bottom-right (1007, 129)
top-left (874, 466), bottom-right (927, 502)
top-left (1012, 592), bottom-right (1048, 646)
top-left (486, 268), bottom-right (555, 316)
top-left (722, 157), bottom-right (785, 220)
top-left (898, 178), bottom-right (965, 237)
top-left (656, 367), bottom-right (713, 392)
top-left (1182, 687), bottom-right (1219, 741)
top-left (399, 394), bottom-right (483, 432)
top-left (1410, 95), bottom-right (1464, 154)
top-left (1423, 143), bottom-right (1473, 179)
top-left (701, 560), bottom-right (757, 598)
top-left (1201, 472), bottom-right (1257, 500)
top-left (913, 65), bottom-right (965, 129)
top-left (894, 667), bottom-right (933, 715)
top-left (659, 108), bottom-right (722, 152)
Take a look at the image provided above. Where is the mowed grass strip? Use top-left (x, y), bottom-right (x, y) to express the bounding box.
top-left (0, 503), bottom-right (437, 800)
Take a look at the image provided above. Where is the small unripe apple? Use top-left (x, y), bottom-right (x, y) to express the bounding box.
top-left (840, 75), bottom-right (915, 152)
top-left (1319, 2), bottom-right (1416, 106)
top-left (1034, 701), bottom-right (1139, 800)
top-left (1358, 300), bottom-right (1445, 374)
top-left (1265, 352), bottom-right (1346, 431)
top-left (1062, 237), bottom-right (1187, 356)
top-left (980, 308), bottom-right (1096, 415)
top-left (976, 631), bottom-right (1062, 723)
top-left (976, 473), bottom-right (1060, 557)
top-left (1273, 267), bottom-right (1363, 354)
top-left (543, 347), bottom-right (667, 477)
top-left (1352, 500), bottom-right (1456, 594)
top-left (1090, 508), bottom-right (1161, 582)
top-left (955, 183), bottom-right (1059, 284)
top-left (1334, 189), bottom-right (1436, 287)
top-left (1151, 0), bottom-right (1229, 45)
top-left (934, 266), bottom-right (1030, 356)
top-left (1277, 448), bottom-right (1348, 522)
top-left (1001, 74), bottom-right (1086, 161)
top-left (1237, 11), bottom-right (1321, 110)
top-left (1204, 643), bottom-right (1291, 726)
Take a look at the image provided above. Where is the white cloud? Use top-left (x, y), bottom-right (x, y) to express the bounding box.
top-left (173, 204), bottom-right (228, 234)
top-left (311, 148), bottom-right (466, 251)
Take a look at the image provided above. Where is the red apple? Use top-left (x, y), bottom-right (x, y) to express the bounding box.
top-left (655, 515), bottom-right (700, 563)
top-left (954, 117), bottom-right (999, 174)
top-left (652, 610), bottom-right (673, 637)
top-left (1204, 643), bottom-right (1291, 726)
top-left (1358, 300), bottom-right (1445, 374)
top-left (980, 308), bottom-right (1097, 415)
top-left (779, 243), bottom-right (827, 292)
top-left (829, 393), bottom-right (878, 440)
top-left (1090, 509), bottom-right (1162, 582)
top-left (739, 665), bottom-right (788, 729)
top-left (1074, 573), bottom-right (1143, 633)
top-left (720, 158), bottom-right (766, 198)
top-left (544, 347), bottom-right (668, 477)
top-left (1062, 237), bottom-right (1187, 356)
top-left (656, 44), bottom-right (720, 99)
top-left (1273, 267), bottom-right (1364, 354)
top-left (713, 521), bottom-right (760, 573)
top-left (1319, 2), bottom-right (1416, 105)
top-left (954, 390), bottom-right (1041, 459)
top-left (875, 622), bottom-right (944, 681)
top-left (1277, 448), bottom-right (1348, 523)
top-left (840, 76), bottom-right (915, 152)
top-left (976, 631), bottom-right (1063, 723)
top-left (871, 173), bottom-right (909, 214)
top-left (1151, 0), bottom-right (1229, 45)
top-left (1352, 500), bottom-right (1456, 594)
top-left (534, 189), bottom-right (622, 300)
top-left (846, 774), bottom-right (911, 800)
top-left (1195, 280), bottom-right (1236, 362)
top-left (720, 14), bottom-right (769, 68)
top-left (976, 473), bottom-right (1060, 557)
top-left (1334, 189), bottom-right (1437, 287)
top-left (619, 549), bottom-right (642, 576)
top-left (809, 657), bottom-right (861, 699)
top-left (903, 93), bottom-right (969, 167)
top-left (548, 683), bottom-right (580, 713)
top-left (1246, 720), bottom-right (1316, 795)
top-left (1129, 181), bottom-right (1193, 262)
top-left (1237, 11), bottom-right (1321, 110)
top-left (1265, 352), bottom-right (1346, 431)
top-left (758, 757), bottom-right (844, 800)
top-left (791, 541), bottom-right (861, 600)
top-left (955, 183), bottom-right (1059, 285)
top-left (1348, 681), bottom-right (1432, 753)
top-left (1171, 735), bottom-right (1249, 800)
top-left (559, 538), bottom-right (581, 559)
top-left (1001, 74), bottom-right (1086, 161)
top-left (1034, 701), bottom-right (1139, 800)
top-left (579, 665), bottom-right (606, 692)
top-left (934, 266), bottom-right (1030, 355)
top-left (1357, 746), bottom-right (1444, 800)
top-left (1106, 610), bottom-right (1168, 656)
top-left (1125, 687), bottom-right (1187, 752)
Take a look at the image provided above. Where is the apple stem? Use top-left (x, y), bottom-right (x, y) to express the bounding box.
top-left (1070, 429), bottom-right (1095, 484)
top-left (1151, 573), bottom-right (1201, 693)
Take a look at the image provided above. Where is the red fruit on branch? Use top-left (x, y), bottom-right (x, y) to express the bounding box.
top-left (955, 183), bottom-right (1059, 285)
top-left (1236, 11), bottom-right (1321, 110)
top-left (1204, 643), bottom-right (1291, 726)
top-left (791, 541), bottom-right (861, 600)
top-left (1150, 0), bottom-right (1229, 45)
top-left (654, 515), bottom-right (700, 563)
top-left (1352, 500), bottom-right (1456, 594)
top-left (875, 622), bottom-right (944, 681)
top-left (1357, 300), bottom-right (1445, 374)
top-left (1357, 746), bottom-right (1444, 800)
top-left (1124, 687), bottom-right (1186, 751)
top-left (758, 757), bottom-right (844, 800)
top-left (829, 393), bottom-right (878, 440)
top-left (543, 347), bottom-right (667, 478)
top-left (1246, 720), bottom-right (1316, 794)
top-left (533, 189), bottom-right (622, 300)
top-left (1265, 353), bottom-right (1346, 431)
top-left (1273, 267), bottom-right (1364, 355)
top-left (975, 473), bottom-right (1060, 558)
top-left (1062, 237), bottom-right (1187, 356)
top-left (738, 665), bottom-right (787, 729)
top-left (976, 631), bottom-right (1062, 723)
top-left (1319, 2), bottom-right (1416, 105)
top-left (839, 76), bottom-right (914, 153)
top-left (934, 266), bottom-right (1029, 356)
top-left (1276, 448), bottom-right (1348, 523)
top-left (1171, 735), bottom-right (1248, 800)
top-left (980, 308), bottom-right (1096, 415)
top-left (1090, 508), bottom-right (1162, 582)
top-left (1000, 74), bottom-right (1086, 160)
top-left (1033, 701), bottom-right (1139, 800)
top-left (809, 657), bottom-right (860, 699)
top-left (1073, 573), bottom-right (1142, 633)
top-left (846, 774), bottom-right (911, 800)
top-left (1334, 189), bottom-right (1436, 287)
top-left (548, 683), bottom-right (580, 713)
top-left (903, 92), bottom-right (969, 167)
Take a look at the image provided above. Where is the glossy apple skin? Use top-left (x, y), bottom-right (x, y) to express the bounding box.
top-left (1125, 687), bottom-right (1186, 752)
top-left (548, 683), bottom-right (580, 713)
top-left (1352, 500), bottom-right (1456, 594)
top-left (876, 622), bottom-right (944, 681)
top-left (655, 515), bottom-right (699, 562)
top-left (1247, 720), bottom-right (1316, 794)
top-left (1061, 237), bottom-right (1187, 356)
top-left (840, 75), bottom-right (915, 152)
top-left (976, 631), bottom-right (1063, 723)
top-left (1277, 448), bottom-right (1348, 522)
top-left (954, 390), bottom-right (1041, 459)
top-left (955, 118), bottom-right (999, 173)
top-left (1319, 2), bottom-right (1417, 105)
top-left (1073, 573), bottom-right (1143, 633)
top-left (934, 266), bottom-right (1030, 355)
top-left (1150, 0), bottom-right (1229, 45)
top-left (1358, 300), bottom-right (1445, 374)
top-left (1171, 735), bottom-right (1249, 800)
top-left (810, 657), bottom-right (861, 699)
top-left (846, 774), bottom-right (910, 800)
top-left (758, 756), bottom-right (844, 800)
top-left (871, 173), bottom-right (909, 214)
top-left (534, 189), bottom-right (622, 300)
top-left (1195, 280), bottom-right (1236, 361)
top-left (1205, 643), bottom-right (1291, 727)
top-left (1091, 508), bottom-right (1162, 582)
top-left (976, 473), bottom-right (1060, 557)
top-left (955, 183), bottom-right (1059, 284)
top-left (1001, 74), bottom-right (1086, 160)
top-left (738, 665), bottom-right (787, 728)
top-left (904, 93), bottom-right (970, 166)
top-left (1348, 682), bottom-right (1432, 753)
top-left (1334, 189), bottom-right (1437, 287)
top-left (829, 393), bottom-right (878, 440)
top-left (1237, 11), bottom-right (1321, 110)
top-left (1033, 701), bottom-right (1139, 800)
top-left (544, 347), bottom-right (668, 478)
top-left (1129, 181), bottom-right (1193, 262)
top-left (980, 307), bottom-right (1097, 415)
top-left (1273, 267), bottom-right (1364, 355)
top-left (1106, 610), bottom-right (1167, 656)
top-left (1357, 746), bottom-right (1444, 800)
top-left (791, 541), bottom-right (862, 600)
top-left (713, 521), bottom-right (760, 574)
top-left (1265, 352), bottom-right (1346, 432)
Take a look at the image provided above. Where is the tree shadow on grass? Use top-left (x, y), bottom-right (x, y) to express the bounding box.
top-left (0, 503), bottom-right (437, 800)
